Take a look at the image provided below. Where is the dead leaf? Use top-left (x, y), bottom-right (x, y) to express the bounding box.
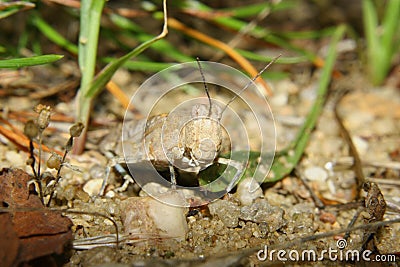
top-left (0, 168), bottom-right (72, 266)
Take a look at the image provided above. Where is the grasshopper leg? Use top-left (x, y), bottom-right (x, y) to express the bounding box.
top-left (216, 157), bottom-right (245, 192)
top-left (169, 163), bottom-right (177, 189)
top-left (100, 150), bottom-right (135, 195)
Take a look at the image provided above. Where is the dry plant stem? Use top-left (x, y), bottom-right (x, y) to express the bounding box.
top-left (37, 133), bottom-right (43, 178)
top-left (72, 100), bottom-right (90, 155)
top-left (167, 18), bottom-right (273, 96)
top-left (30, 80), bottom-right (79, 100)
top-left (55, 209), bottom-right (120, 248)
top-left (37, 132), bottom-right (44, 203)
top-left (46, 149), bottom-right (68, 207)
top-left (295, 168), bottom-right (325, 209)
top-left (48, 123), bottom-right (84, 206)
top-left (7, 110), bottom-right (74, 124)
top-left (333, 90), bottom-right (365, 198)
top-left (106, 80), bottom-right (131, 110)
top-left (43, 0), bottom-right (80, 8)
top-left (211, 6), bottom-right (271, 62)
top-left (0, 206), bottom-right (120, 248)
top-left (28, 140), bottom-right (37, 178)
top-left (343, 206), bottom-right (364, 240)
top-left (333, 90), bottom-right (366, 240)
top-left (0, 122), bottom-right (63, 155)
top-left (333, 90), bottom-right (387, 249)
top-left (27, 137), bottom-right (44, 204)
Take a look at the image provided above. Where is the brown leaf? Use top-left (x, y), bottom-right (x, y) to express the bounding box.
top-left (0, 168), bottom-right (72, 266)
top-left (0, 213), bottom-right (20, 267)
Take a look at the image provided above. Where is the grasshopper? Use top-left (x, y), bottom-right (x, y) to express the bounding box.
top-left (100, 57), bottom-right (279, 204)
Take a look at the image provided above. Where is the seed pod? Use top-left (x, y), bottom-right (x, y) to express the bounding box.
top-left (35, 104), bottom-right (52, 130)
top-left (24, 119), bottom-right (39, 139)
top-left (26, 158), bottom-right (34, 166)
top-left (47, 153), bottom-right (62, 169)
top-left (65, 137), bottom-right (73, 152)
top-left (69, 122), bottom-right (84, 137)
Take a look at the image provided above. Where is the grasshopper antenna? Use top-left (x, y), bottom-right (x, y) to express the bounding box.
top-left (196, 57), bottom-right (213, 116)
top-left (220, 55), bottom-right (281, 117)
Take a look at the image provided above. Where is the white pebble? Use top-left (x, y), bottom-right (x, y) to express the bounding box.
top-left (140, 182), bottom-right (168, 196)
top-left (235, 177), bottom-right (263, 206)
top-left (121, 191), bottom-right (188, 239)
top-left (344, 111), bottom-right (374, 133)
top-left (105, 190), bottom-right (115, 198)
top-left (83, 178), bottom-right (104, 197)
top-left (271, 92), bottom-right (288, 106)
top-left (304, 166), bottom-right (328, 182)
top-left (352, 135), bottom-right (368, 156)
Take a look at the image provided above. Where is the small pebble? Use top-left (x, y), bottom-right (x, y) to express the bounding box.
top-left (208, 200), bottom-right (240, 228)
top-left (319, 211), bottom-right (336, 224)
top-left (83, 178), bottom-right (104, 197)
top-left (75, 188), bottom-right (90, 202)
top-left (235, 177), bottom-right (263, 206)
top-left (271, 91), bottom-right (288, 106)
top-left (304, 166), bottom-right (328, 182)
top-left (239, 199), bottom-right (285, 232)
top-left (140, 182), bottom-right (169, 197)
top-left (344, 111), bottom-right (374, 133)
top-left (121, 191), bottom-right (188, 239)
top-left (352, 135), bottom-right (368, 156)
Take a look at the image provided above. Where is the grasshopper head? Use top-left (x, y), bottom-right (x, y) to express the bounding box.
top-left (177, 103), bottom-right (223, 170)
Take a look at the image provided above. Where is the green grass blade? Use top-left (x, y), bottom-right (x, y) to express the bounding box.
top-left (85, 32), bottom-right (166, 98)
top-left (84, 1), bottom-right (168, 98)
top-left (381, 0), bottom-right (400, 54)
top-left (101, 58), bottom-right (175, 72)
top-left (31, 14), bottom-right (78, 54)
top-left (109, 13), bottom-right (193, 62)
top-left (380, 0), bottom-right (400, 82)
top-left (0, 1), bottom-right (34, 19)
top-left (195, 2), bottom-right (318, 62)
top-left (236, 49), bottom-right (308, 64)
top-left (76, 0), bottom-right (106, 127)
top-left (362, 0), bottom-right (400, 85)
top-left (0, 54), bottom-right (63, 68)
top-left (78, 0), bottom-right (106, 89)
top-left (363, 0), bottom-right (382, 85)
top-left (187, 1), bottom-right (294, 19)
top-left (266, 25), bottom-right (346, 183)
top-left (222, 2), bottom-right (271, 18)
top-left (108, 13), bottom-right (143, 32)
top-left (276, 27), bottom-right (337, 40)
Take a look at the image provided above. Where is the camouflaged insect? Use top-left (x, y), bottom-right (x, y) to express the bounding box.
top-left (99, 57), bottom-right (279, 196)
top-left (99, 99), bottom-right (236, 195)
